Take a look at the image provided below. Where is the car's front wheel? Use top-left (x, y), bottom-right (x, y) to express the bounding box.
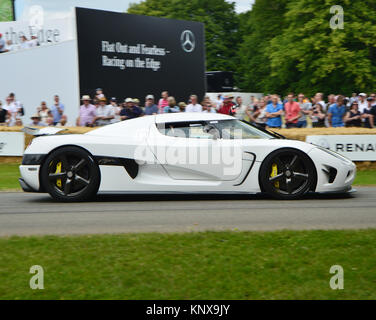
top-left (259, 148), bottom-right (316, 200)
top-left (40, 146), bottom-right (100, 202)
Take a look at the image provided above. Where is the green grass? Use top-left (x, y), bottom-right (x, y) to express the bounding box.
top-left (0, 230), bottom-right (376, 300)
top-left (354, 170), bottom-right (376, 185)
top-left (0, 0), bottom-right (12, 22)
top-left (0, 163), bottom-right (20, 190)
top-left (0, 163), bottom-right (375, 191)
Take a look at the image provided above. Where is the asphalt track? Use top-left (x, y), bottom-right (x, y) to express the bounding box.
top-left (0, 187), bottom-right (375, 236)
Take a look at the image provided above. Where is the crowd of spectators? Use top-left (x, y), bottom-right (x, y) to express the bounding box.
top-left (0, 33), bottom-right (40, 54)
top-left (75, 89), bottom-right (376, 129)
top-left (0, 93), bottom-right (67, 127)
top-left (1, 89), bottom-right (376, 129)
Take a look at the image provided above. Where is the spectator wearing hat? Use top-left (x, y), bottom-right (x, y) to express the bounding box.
top-left (77, 95), bottom-right (96, 127)
top-left (358, 93), bottom-right (368, 114)
top-left (144, 95), bottom-right (158, 115)
top-left (186, 95), bottom-right (203, 113)
top-left (284, 93), bottom-right (302, 128)
top-left (266, 95), bottom-right (284, 129)
top-left (30, 114), bottom-right (46, 126)
top-left (158, 91), bottom-right (169, 113)
top-left (93, 97), bottom-right (115, 126)
top-left (120, 98), bottom-right (143, 120)
top-left (163, 97), bottom-right (180, 113)
top-left (133, 98), bottom-right (141, 108)
top-left (50, 95), bottom-right (65, 125)
top-left (218, 94), bottom-right (235, 115)
top-left (178, 102), bottom-right (187, 112)
top-left (328, 95), bottom-right (346, 127)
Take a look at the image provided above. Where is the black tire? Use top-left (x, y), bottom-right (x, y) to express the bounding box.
top-left (259, 148), bottom-right (316, 200)
top-left (40, 146), bottom-right (100, 202)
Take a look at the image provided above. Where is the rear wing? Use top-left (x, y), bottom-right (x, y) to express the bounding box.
top-left (22, 127), bottom-right (68, 136)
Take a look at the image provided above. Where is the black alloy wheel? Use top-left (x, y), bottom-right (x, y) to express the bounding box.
top-left (259, 148), bottom-right (316, 200)
top-left (41, 146), bottom-right (100, 202)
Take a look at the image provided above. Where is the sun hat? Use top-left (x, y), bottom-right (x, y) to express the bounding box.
top-left (125, 98), bottom-right (133, 103)
top-left (145, 94), bottom-right (154, 100)
top-left (81, 95), bottom-right (91, 101)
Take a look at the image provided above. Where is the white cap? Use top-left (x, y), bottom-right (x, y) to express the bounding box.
top-left (359, 93), bottom-right (367, 97)
top-left (145, 94), bottom-right (154, 100)
top-left (125, 98), bottom-right (133, 103)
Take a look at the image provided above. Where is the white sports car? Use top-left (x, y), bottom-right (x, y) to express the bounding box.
top-left (19, 113), bottom-right (356, 201)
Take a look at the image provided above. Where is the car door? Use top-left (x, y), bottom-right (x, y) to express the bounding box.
top-left (147, 120), bottom-right (243, 181)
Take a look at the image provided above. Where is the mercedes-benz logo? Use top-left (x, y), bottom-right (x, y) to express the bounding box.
top-left (181, 30), bottom-right (195, 53)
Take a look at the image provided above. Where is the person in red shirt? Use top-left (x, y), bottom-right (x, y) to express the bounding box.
top-left (218, 95), bottom-right (235, 115)
top-left (284, 93), bottom-right (302, 128)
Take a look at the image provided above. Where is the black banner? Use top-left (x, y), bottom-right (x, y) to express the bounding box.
top-left (76, 7), bottom-right (206, 104)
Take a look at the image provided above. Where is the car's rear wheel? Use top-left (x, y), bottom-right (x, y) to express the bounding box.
top-left (41, 146), bottom-right (100, 202)
top-left (259, 148), bottom-right (316, 200)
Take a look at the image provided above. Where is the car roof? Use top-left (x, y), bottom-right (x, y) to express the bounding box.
top-left (155, 113), bottom-right (234, 123)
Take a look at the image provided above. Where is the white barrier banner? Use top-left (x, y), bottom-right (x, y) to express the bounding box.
top-left (0, 17), bottom-right (74, 50)
top-left (306, 135), bottom-right (376, 161)
top-left (0, 132), bottom-right (25, 156)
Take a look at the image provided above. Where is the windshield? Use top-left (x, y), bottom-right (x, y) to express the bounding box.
top-left (210, 119), bottom-right (275, 139)
top-left (157, 119), bottom-right (276, 140)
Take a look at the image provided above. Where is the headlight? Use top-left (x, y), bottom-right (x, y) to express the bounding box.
top-left (316, 146), bottom-right (352, 164)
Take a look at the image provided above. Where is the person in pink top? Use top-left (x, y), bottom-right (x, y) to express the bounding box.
top-left (76, 95), bottom-right (96, 127)
top-left (284, 93), bottom-right (302, 128)
top-left (158, 91), bottom-right (169, 113)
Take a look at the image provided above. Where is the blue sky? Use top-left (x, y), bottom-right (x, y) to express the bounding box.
top-left (15, 0), bottom-right (255, 20)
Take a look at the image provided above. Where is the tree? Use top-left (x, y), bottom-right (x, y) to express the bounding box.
top-left (0, 0), bottom-right (12, 22)
top-left (128, 0), bottom-right (239, 72)
top-left (236, 0), bottom-right (289, 93)
top-left (267, 0), bottom-right (376, 96)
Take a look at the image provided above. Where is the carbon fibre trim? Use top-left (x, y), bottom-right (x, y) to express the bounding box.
top-left (94, 156), bottom-right (139, 179)
top-left (22, 154), bottom-right (46, 165)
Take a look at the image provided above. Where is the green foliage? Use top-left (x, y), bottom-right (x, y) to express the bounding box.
top-left (266, 0), bottom-right (376, 96)
top-left (236, 0), bottom-right (289, 93)
top-left (237, 0), bottom-right (376, 96)
top-left (128, 0), bottom-right (239, 72)
top-left (0, 0), bottom-right (12, 22)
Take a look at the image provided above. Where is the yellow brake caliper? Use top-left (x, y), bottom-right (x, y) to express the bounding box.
top-left (271, 163), bottom-right (279, 188)
top-left (55, 162), bottom-right (62, 188)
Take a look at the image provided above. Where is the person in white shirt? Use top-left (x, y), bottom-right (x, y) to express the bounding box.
top-left (214, 94), bottom-right (223, 111)
top-left (109, 97), bottom-right (121, 123)
top-left (185, 95), bottom-right (202, 112)
top-left (358, 93), bottom-right (368, 113)
top-left (314, 92), bottom-right (327, 111)
top-left (93, 97), bottom-right (115, 126)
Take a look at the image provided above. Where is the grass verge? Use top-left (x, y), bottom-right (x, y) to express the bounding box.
top-left (0, 230), bottom-right (376, 300)
top-left (0, 163), bottom-right (375, 191)
top-left (0, 163), bottom-right (20, 190)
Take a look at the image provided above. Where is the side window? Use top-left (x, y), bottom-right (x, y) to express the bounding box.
top-left (157, 122), bottom-right (216, 139)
